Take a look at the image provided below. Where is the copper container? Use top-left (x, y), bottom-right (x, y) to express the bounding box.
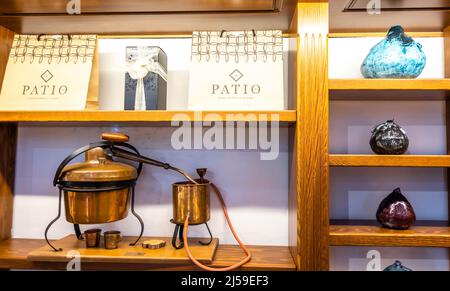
top-left (60, 148), bottom-right (137, 224)
top-left (84, 229), bottom-right (101, 248)
top-left (104, 231), bottom-right (122, 249)
top-left (172, 181), bottom-right (210, 225)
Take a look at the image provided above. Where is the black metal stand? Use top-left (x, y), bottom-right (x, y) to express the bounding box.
top-left (170, 220), bottom-right (213, 249)
top-left (129, 186), bottom-right (144, 246)
top-left (44, 185), bottom-right (145, 251)
top-left (171, 221), bottom-right (184, 249)
top-left (44, 188), bottom-right (63, 252)
top-left (199, 222), bottom-right (213, 246)
top-left (74, 224), bottom-right (83, 240)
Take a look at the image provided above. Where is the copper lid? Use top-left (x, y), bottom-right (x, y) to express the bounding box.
top-left (60, 147), bottom-right (137, 182)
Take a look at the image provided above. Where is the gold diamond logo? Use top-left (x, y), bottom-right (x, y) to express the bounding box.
top-left (229, 69), bottom-right (243, 82)
top-left (40, 70), bottom-right (53, 83)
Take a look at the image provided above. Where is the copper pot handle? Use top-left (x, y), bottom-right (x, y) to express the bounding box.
top-left (53, 141), bottom-right (143, 186)
top-left (102, 132), bottom-right (130, 143)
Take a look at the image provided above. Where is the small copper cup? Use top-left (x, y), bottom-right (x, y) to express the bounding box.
top-left (84, 229), bottom-right (101, 248)
top-left (104, 231), bottom-right (121, 249)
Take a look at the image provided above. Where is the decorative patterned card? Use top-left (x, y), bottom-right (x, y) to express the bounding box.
top-left (188, 30), bottom-right (284, 110)
top-left (0, 34), bottom-right (97, 110)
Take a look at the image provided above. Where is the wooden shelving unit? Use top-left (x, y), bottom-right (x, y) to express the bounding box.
top-left (329, 155), bottom-right (450, 168)
top-left (0, 239), bottom-right (295, 271)
top-left (327, 15), bottom-right (450, 271)
top-left (0, 0), bottom-right (448, 272)
top-left (0, 0), bottom-right (306, 271)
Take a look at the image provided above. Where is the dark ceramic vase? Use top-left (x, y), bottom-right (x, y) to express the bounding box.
top-left (383, 260), bottom-right (413, 271)
top-left (376, 188), bottom-right (416, 230)
top-left (370, 120), bottom-right (409, 155)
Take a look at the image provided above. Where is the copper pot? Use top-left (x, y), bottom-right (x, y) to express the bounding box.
top-left (47, 132), bottom-right (201, 252)
top-left (59, 147), bottom-right (137, 224)
top-left (172, 180), bottom-right (210, 225)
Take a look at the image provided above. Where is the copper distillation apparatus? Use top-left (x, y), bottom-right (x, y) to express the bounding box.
top-left (48, 133), bottom-right (251, 271)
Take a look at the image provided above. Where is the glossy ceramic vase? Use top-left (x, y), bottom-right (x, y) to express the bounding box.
top-left (361, 25), bottom-right (426, 78)
top-left (376, 188), bottom-right (416, 230)
top-left (370, 120), bottom-right (409, 155)
top-left (384, 260), bottom-right (413, 271)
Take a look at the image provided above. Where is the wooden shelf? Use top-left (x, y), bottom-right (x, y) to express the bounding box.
top-left (330, 0), bottom-right (449, 33)
top-left (329, 79), bottom-right (450, 91)
top-left (329, 32), bottom-right (445, 38)
top-left (0, 239), bottom-right (296, 271)
top-left (329, 154), bottom-right (450, 168)
top-left (0, 110), bottom-right (296, 124)
top-left (0, 0), bottom-right (281, 14)
top-left (330, 220), bottom-right (450, 247)
top-left (0, 0), bottom-right (297, 34)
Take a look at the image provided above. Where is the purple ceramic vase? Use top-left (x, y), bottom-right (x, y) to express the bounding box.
top-left (376, 188), bottom-right (416, 230)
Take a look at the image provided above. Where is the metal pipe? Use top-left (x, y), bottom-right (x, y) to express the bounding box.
top-left (108, 146), bottom-right (199, 184)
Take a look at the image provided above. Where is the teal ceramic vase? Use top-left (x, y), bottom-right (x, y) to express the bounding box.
top-left (361, 26), bottom-right (426, 78)
top-left (383, 260), bottom-right (413, 271)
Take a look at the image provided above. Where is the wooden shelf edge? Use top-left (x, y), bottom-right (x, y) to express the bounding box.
top-left (329, 79), bottom-right (450, 91)
top-left (330, 222), bottom-right (450, 248)
top-left (99, 33), bottom-right (298, 39)
top-left (329, 154), bottom-right (450, 168)
top-left (0, 110), bottom-right (296, 123)
top-left (329, 32), bottom-right (444, 38)
top-left (0, 239), bottom-right (296, 271)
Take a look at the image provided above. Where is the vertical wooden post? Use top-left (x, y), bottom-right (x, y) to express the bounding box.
top-left (289, 1), bottom-right (329, 270)
top-left (445, 27), bottom-right (449, 79)
top-left (0, 125), bottom-right (17, 241)
top-left (443, 26), bottom-right (450, 271)
top-left (0, 26), bottom-right (16, 241)
top-left (288, 4), bottom-right (299, 270)
top-left (444, 26), bottom-right (449, 229)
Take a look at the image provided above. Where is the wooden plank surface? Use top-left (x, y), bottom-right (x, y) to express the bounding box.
top-left (330, 223), bottom-right (450, 247)
top-left (343, 0), bottom-right (450, 11)
top-left (330, 90), bottom-right (448, 101)
top-left (28, 235), bottom-right (218, 264)
top-left (330, 154), bottom-right (450, 167)
top-left (295, 1), bottom-right (330, 271)
top-left (0, 1), bottom-right (297, 34)
top-left (0, 110), bottom-right (296, 123)
top-left (0, 0), bottom-right (279, 14)
top-left (330, 79), bottom-right (450, 90)
top-left (330, 0), bottom-right (450, 33)
top-left (0, 238), bottom-right (296, 271)
top-left (329, 32), bottom-right (445, 38)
